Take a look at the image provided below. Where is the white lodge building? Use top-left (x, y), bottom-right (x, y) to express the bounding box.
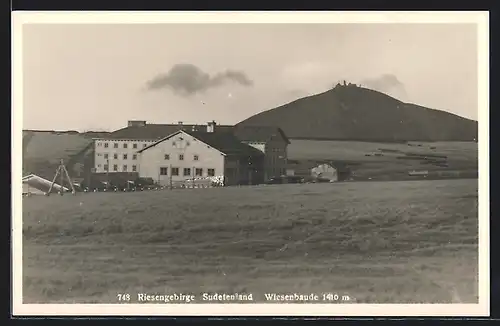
top-left (91, 120), bottom-right (289, 186)
top-left (93, 138), bottom-right (155, 174)
top-left (138, 129), bottom-right (265, 186)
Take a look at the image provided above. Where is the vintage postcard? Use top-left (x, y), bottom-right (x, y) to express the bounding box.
top-left (12, 11), bottom-right (489, 317)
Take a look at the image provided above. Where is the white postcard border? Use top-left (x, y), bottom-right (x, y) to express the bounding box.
top-left (11, 11), bottom-right (490, 317)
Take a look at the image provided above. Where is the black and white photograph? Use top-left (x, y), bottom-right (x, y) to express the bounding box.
top-left (12, 11), bottom-right (489, 317)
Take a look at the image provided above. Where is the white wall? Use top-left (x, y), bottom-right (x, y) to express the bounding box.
top-left (139, 131), bottom-right (225, 186)
top-left (311, 164), bottom-right (338, 181)
top-left (93, 139), bottom-right (155, 173)
top-left (244, 142), bottom-right (266, 153)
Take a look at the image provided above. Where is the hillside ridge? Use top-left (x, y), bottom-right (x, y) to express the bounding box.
top-left (236, 85), bottom-right (478, 142)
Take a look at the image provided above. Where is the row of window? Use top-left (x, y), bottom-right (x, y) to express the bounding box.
top-left (98, 164), bottom-right (216, 176)
top-left (97, 142), bottom-right (149, 149)
top-left (97, 141), bottom-right (284, 151)
top-left (101, 164), bottom-right (138, 172)
top-left (98, 153), bottom-right (138, 160)
top-left (164, 154), bottom-right (198, 161)
top-left (159, 167), bottom-right (215, 177)
top-left (97, 153), bottom-right (201, 161)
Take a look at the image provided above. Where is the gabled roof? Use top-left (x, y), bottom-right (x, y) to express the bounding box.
top-left (104, 123), bottom-right (290, 144)
top-left (232, 125), bottom-right (290, 144)
top-left (107, 124), bottom-right (193, 140)
top-left (138, 130), bottom-right (264, 157)
top-left (22, 174), bottom-right (70, 191)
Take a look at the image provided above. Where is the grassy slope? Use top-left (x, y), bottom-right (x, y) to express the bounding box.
top-left (23, 179), bottom-right (478, 304)
top-left (22, 132), bottom-right (97, 180)
top-left (287, 140), bottom-right (478, 180)
top-left (237, 86), bottom-right (478, 142)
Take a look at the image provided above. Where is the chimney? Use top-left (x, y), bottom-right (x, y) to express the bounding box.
top-left (206, 120), bottom-right (216, 133)
top-left (128, 120), bottom-right (146, 127)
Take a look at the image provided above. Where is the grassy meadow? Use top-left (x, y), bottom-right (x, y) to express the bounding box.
top-left (287, 140), bottom-right (478, 180)
top-left (22, 179), bottom-right (478, 304)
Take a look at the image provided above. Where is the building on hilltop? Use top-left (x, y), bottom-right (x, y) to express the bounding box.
top-left (90, 120), bottom-right (290, 186)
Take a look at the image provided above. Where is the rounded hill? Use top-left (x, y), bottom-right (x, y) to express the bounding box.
top-left (237, 85), bottom-right (478, 142)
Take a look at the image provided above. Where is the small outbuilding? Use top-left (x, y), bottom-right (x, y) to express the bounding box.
top-left (311, 163), bottom-right (338, 182)
top-left (22, 174), bottom-right (69, 195)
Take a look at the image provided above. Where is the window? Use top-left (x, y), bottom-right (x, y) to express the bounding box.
top-left (113, 154), bottom-right (118, 160)
top-left (97, 142), bottom-right (102, 147)
top-left (208, 168), bottom-right (215, 176)
top-left (97, 153), bottom-right (102, 156)
top-left (123, 143), bottom-right (128, 149)
top-left (113, 164), bottom-right (118, 171)
top-left (132, 165), bottom-right (137, 172)
top-left (133, 143), bottom-right (138, 149)
top-left (171, 167), bottom-right (179, 176)
top-left (183, 168), bottom-right (191, 176)
top-left (172, 141), bottom-right (176, 146)
top-left (104, 164), bottom-right (109, 171)
top-left (97, 164), bottom-right (101, 167)
top-left (132, 154), bottom-right (137, 160)
top-left (160, 167), bottom-right (168, 176)
top-left (104, 143), bottom-right (109, 148)
top-left (164, 154), bottom-right (170, 160)
top-left (143, 144), bottom-right (147, 148)
top-left (114, 143), bottom-right (118, 148)
top-left (123, 165), bottom-right (128, 172)
top-left (103, 153), bottom-right (108, 159)
top-left (194, 155), bottom-right (199, 161)
top-left (123, 154), bottom-right (128, 160)
top-left (179, 154), bottom-right (184, 160)
top-left (195, 168), bottom-right (203, 176)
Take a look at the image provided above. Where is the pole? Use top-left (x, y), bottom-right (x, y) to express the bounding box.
top-left (169, 163), bottom-right (172, 190)
top-left (47, 165), bottom-right (60, 195)
top-left (88, 169), bottom-right (92, 191)
top-left (248, 157), bottom-right (252, 186)
top-left (59, 160), bottom-right (64, 195)
top-left (106, 159), bottom-right (110, 191)
top-left (62, 164), bottom-right (76, 194)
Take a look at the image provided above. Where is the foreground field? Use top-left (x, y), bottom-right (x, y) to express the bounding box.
top-left (22, 179), bottom-right (479, 304)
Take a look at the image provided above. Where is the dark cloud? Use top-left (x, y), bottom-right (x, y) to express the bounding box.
top-left (360, 74), bottom-right (408, 100)
top-left (146, 63), bottom-right (254, 96)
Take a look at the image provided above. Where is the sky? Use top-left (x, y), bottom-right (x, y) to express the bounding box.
top-left (21, 22), bottom-right (479, 132)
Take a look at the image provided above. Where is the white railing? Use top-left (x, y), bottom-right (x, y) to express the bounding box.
top-left (175, 175), bottom-right (225, 188)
